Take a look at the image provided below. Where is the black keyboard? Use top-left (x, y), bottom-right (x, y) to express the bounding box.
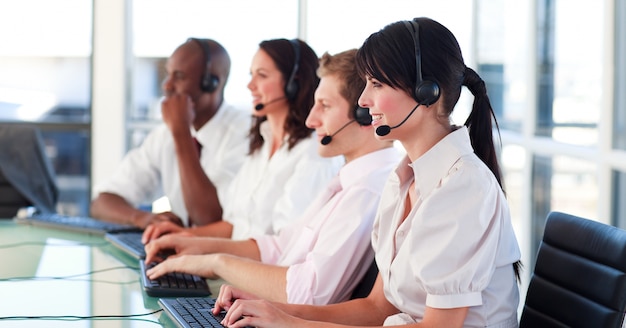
top-left (105, 231), bottom-right (146, 259)
top-left (159, 297), bottom-right (226, 328)
top-left (139, 260), bottom-right (211, 298)
top-left (14, 213), bottom-right (141, 235)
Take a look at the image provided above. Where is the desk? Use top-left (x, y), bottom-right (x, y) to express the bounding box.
top-left (0, 220), bottom-right (224, 327)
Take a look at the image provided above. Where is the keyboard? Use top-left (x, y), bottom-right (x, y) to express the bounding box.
top-left (14, 213), bottom-right (141, 235)
top-left (105, 231), bottom-right (146, 259)
top-left (159, 297), bottom-right (226, 328)
top-left (139, 260), bottom-right (211, 298)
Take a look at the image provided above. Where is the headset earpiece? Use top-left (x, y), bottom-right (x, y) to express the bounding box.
top-left (354, 105), bottom-right (372, 126)
top-left (404, 20), bottom-right (440, 106)
top-left (285, 39), bottom-right (301, 100)
top-left (188, 38), bottom-right (219, 93)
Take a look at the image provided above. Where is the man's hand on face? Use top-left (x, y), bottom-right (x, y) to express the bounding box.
top-left (161, 93), bottom-right (196, 135)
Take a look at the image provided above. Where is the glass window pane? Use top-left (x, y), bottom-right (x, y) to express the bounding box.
top-left (613, 0), bottom-right (626, 150)
top-left (0, 0), bottom-right (92, 216)
top-left (306, 0), bottom-right (474, 124)
top-left (501, 144), bottom-right (526, 232)
top-left (41, 128), bottom-right (91, 216)
top-left (535, 0), bottom-right (603, 146)
top-left (531, 154), bottom-right (598, 264)
top-left (476, 0), bottom-right (530, 132)
top-left (612, 170), bottom-right (626, 229)
top-left (306, 0), bottom-right (472, 54)
top-left (0, 0), bottom-right (92, 123)
top-left (130, 0), bottom-right (298, 134)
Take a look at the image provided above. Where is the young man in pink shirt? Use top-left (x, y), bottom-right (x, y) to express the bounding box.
top-left (143, 49), bottom-right (400, 305)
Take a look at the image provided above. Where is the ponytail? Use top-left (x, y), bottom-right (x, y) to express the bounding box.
top-left (463, 67), bottom-right (504, 190)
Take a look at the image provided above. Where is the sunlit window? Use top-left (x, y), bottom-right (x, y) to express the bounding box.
top-left (613, 0), bottom-right (626, 150)
top-left (476, 0), bottom-right (531, 132)
top-left (129, 0), bottom-right (298, 148)
top-left (0, 0), bottom-right (92, 216)
top-left (535, 0), bottom-right (603, 146)
top-left (307, 0), bottom-right (474, 124)
top-left (531, 155), bottom-right (598, 264)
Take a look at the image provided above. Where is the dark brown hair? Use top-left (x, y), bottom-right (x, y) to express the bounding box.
top-left (356, 17), bottom-right (503, 188)
top-left (248, 39), bottom-right (320, 154)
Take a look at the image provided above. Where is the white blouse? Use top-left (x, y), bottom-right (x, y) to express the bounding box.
top-left (373, 126), bottom-right (521, 327)
top-left (225, 121), bottom-right (344, 240)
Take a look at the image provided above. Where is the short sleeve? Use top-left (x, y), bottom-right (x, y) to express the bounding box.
top-left (409, 160), bottom-right (504, 308)
top-left (93, 126), bottom-right (166, 205)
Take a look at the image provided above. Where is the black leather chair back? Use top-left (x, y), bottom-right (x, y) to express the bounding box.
top-left (0, 168), bottom-right (32, 217)
top-left (350, 260), bottom-right (378, 299)
top-left (520, 211), bottom-right (626, 327)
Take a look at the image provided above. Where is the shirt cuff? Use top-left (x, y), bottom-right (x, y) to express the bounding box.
top-left (285, 264), bottom-right (315, 304)
top-left (251, 234), bottom-right (281, 264)
top-left (425, 291), bottom-right (482, 309)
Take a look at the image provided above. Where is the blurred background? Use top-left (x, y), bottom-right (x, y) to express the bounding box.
top-left (0, 0), bottom-right (624, 297)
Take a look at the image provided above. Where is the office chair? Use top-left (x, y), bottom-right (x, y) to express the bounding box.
top-left (350, 259), bottom-right (378, 299)
top-left (0, 125), bottom-right (58, 218)
top-left (519, 211), bottom-right (626, 328)
top-left (0, 168), bottom-right (32, 217)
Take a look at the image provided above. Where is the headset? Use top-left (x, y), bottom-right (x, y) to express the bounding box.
top-left (403, 19), bottom-right (440, 106)
top-left (354, 105), bottom-right (372, 126)
top-left (285, 39), bottom-right (301, 100)
top-left (188, 38), bottom-right (220, 93)
top-left (320, 105), bottom-right (372, 145)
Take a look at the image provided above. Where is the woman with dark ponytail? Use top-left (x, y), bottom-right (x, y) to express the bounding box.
top-left (216, 17), bottom-right (522, 328)
top-left (463, 66), bottom-right (504, 188)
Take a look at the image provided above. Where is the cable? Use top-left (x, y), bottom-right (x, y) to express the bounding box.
top-left (0, 265), bottom-right (139, 282)
top-left (0, 241), bottom-right (109, 249)
top-left (7, 277), bottom-right (140, 285)
top-left (0, 309), bottom-right (163, 323)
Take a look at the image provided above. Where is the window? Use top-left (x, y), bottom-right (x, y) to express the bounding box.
top-left (500, 144), bottom-right (526, 234)
top-left (129, 0), bottom-right (299, 148)
top-left (535, 0), bottom-right (603, 146)
top-left (612, 170), bottom-right (626, 229)
top-left (0, 0), bottom-right (92, 216)
top-left (614, 0), bottom-right (626, 150)
top-left (306, 0), bottom-right (474, 128)
top-left (531, 154), bottom-right (598, 265)
top-left (476, 0), bottom-right (530, 132)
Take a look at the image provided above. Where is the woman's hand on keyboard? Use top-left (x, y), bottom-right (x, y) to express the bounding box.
top-left (144, 234), bottom-right (204, 264)
top-left (142, 220), bottom-right (189, 244)
top-left (145, 253), bottom-right (219, 280)
top-left (222, 298), bottom-right (302, 328)
top-left (214, 284), bottom-right (260, 314)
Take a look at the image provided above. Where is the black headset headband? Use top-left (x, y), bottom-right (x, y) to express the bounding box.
top-left (285, 39), bottom-right (301, 100)
top-left (403, 20), bottom-right (440, 105)
top-left (188, 38), bottom-right (219, 93)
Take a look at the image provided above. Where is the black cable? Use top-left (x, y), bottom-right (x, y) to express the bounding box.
top-left (0, 243), bottom-right (158, 321)
top-left (0, 241), bottom-right (110, 249)
top-left (10, 277), bottom-right (140, 285)
top-left (0, 265), bottom-right (139, 282)
top-left (0, 309), bottom-right (163, 322)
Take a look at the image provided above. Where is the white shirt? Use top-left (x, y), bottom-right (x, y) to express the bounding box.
top-left (225, 121), bottom-right (344, 240)
top-left (94, 102), bottom-right (251, 227)
top-left (373, 127), bottom-right (521, 328)
top-left (253, 147), bottom-right (401, 305)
